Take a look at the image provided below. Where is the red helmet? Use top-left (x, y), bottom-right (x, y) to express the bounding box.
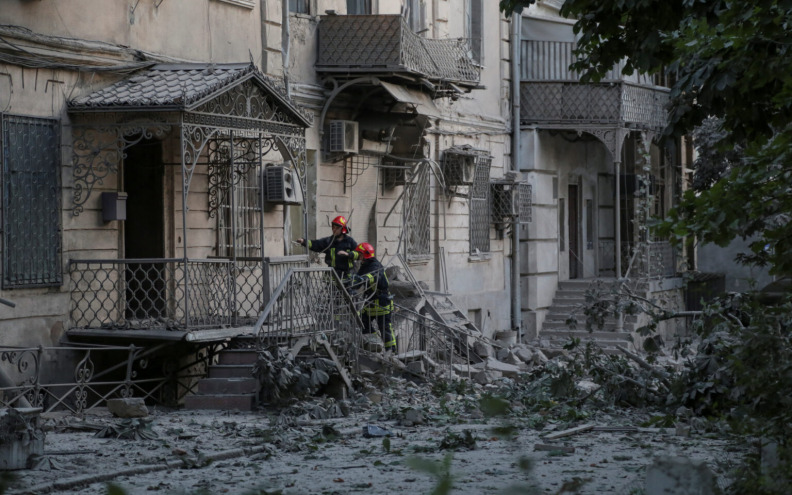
top-left (355, 242), bottom-right (375, 259)
top-left (331, 215), bottom-right (349, 234)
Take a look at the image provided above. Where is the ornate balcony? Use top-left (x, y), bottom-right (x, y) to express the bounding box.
top-left (316, 15), bottom-right (481, 94)
top-left (519, 40), bottom-right (670, 131)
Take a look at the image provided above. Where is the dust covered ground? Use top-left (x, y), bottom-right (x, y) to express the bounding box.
top-left (7, 370), bottom-right (748, 495)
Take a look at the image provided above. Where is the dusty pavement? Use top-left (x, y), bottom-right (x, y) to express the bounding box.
top-left (6, 371), bottom-right (748, 495)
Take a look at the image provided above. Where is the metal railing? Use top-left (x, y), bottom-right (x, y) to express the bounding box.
top-left (0, 343), bottom-right (215, 413)
top-left (316, 15), bottom-right (481, 86)
top-left (519, 81), bottom-right (670, 130)
top-left (69, 256), bottom-right (309, 331)
top-left (254, 267), bottom-right (363, 366)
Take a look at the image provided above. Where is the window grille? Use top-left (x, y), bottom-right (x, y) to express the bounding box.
top-left (209, 137), bottom-right (263, 259)
top-left (469, 152), bottom-right (491, 254)
top-left (1, 114), bottom-right (62, 288)
top-left (404, 162), bottom-right (430, 258)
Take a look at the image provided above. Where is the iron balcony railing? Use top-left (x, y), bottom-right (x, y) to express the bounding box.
top-left (316, 15), bottom-right (481, 88)
top-left (520, 81), bottom-right (670, 130)
top-left (69, 256), bottom-right (308, 331)
top-left (519, 39), bottom-right (670, 130)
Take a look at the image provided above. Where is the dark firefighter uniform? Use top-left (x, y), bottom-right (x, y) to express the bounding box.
top-left (353, 243), bottom-right (397, 352)
top-left (299, 216), bottom-right (357, 280)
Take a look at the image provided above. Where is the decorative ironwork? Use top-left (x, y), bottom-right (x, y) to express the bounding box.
top-left (0, 343), bottom-right (219, 413)
top-left (316, 15), bottom-right (481, 90)
top-left (71, 121), bottom-right (171, 216)
top-left (207, 136), bottom-right (264, 217)
top-left (520, 81), bottom-right (669, 132)
top-left (1, 115), bottom-right (62, 287)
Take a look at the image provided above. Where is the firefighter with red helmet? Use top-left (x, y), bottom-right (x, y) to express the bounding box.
top-left (351, 242), bottom-right (397, 352)
top-left (296, 215), bottom-right (358, 280)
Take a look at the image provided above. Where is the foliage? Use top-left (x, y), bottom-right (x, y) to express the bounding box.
top-left (406, 454), bottom-right (455, 495)
top-left (500, 0), bottom-right (792, 277)
top-left (670, 292), bottom-right (792, 492)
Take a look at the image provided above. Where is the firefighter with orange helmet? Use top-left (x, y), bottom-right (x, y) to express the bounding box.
top-left (296, 215), bottom-right (358, 280)
top-left (351, 242), bottom-right (397, 352)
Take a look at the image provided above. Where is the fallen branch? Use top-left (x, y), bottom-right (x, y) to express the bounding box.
top-left (616, 345), bottom-right (672, 389)
top-left (542, 423), bottom-right (595, 440)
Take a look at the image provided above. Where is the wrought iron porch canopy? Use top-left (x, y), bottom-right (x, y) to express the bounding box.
top-left (66, 63), bottom-right (312, 215)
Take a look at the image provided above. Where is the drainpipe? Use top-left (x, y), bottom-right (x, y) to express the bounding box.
top-left (510, 12), bottom-right (522, 341)
top-left (282, 0), bottom-right (290, 97)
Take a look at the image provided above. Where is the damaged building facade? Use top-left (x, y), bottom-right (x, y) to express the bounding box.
top-left (0, 0), bottom-right (687, 410)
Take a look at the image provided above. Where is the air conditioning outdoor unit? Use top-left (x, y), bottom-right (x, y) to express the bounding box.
top-left (328, 120), bottom-right (359, 154)
top-left (264, 165), bottom-right (303, 205)
top-left (442, 148), bottom-right (477, 186)
top-left (491, 181), bottom-right (532, 223)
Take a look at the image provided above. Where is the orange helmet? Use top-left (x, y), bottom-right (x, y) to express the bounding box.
top-left (355, 242), bottom-right (375, 260)
top-left (331, 215), bottom-right (349, 234)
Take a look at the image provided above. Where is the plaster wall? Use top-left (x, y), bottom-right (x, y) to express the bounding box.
top-left (0, 0), bottom-right (263, 65)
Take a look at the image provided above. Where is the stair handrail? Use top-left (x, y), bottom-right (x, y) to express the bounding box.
top-left (252, 266), bottom-right (366, 360)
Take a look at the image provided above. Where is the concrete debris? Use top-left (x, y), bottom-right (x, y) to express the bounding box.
top-left (106, 398), bottom-right (148, 418)
top-left (473, 369), bottom-right (502, 385)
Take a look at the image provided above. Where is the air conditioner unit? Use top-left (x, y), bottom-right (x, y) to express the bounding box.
top-left (328, 120), bottom-right (359, 154)
top-left (491, 181), bottom-right (532, 223)
top-left (264, 165), bottom-right (303, 205)
top-left (442, 151), bottom-right (476, 186)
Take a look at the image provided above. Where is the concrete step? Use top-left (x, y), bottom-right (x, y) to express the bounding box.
top-left (183, 393), bottom-right (256, 411)
top-left (545, 313), bottom-right (638, 323)
top-left (218, 349), bottom-right (258, 366)
top-left (208, 364), bottom-right (253, 379)
top-left (198, 377), bottom-right (258, 395)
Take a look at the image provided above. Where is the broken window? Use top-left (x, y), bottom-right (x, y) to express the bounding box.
top-left (1, 114), bottom-right (62, 288)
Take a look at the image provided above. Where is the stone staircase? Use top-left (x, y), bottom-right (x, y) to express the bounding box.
top-left (183, 340), bottom-right (259, 411)
top-left (541, 279), bottom-right (638, 353)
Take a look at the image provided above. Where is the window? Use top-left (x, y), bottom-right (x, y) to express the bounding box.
top-left (468, 152), bottom-right (492, 255)
top-left (1, 114), bottom-right (62, 288)
top-left (465, 0), bottom-right (483, 63)
top-left (289, 0), bottom-right (309, 14)
top-left (404, 162), bottom-right (430, 259)
top-left (405, 0), bottom-right (425, 33)
top-left (208, 137), bottom-right (263, 259)
top-left (347, 0), bottom-right (371, 15)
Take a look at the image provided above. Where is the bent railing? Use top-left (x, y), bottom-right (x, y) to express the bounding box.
top-left (253, 267), bottom-right (364, 368)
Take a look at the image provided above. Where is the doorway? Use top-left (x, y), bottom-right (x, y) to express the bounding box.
top-left (123, 139), bottom-right (165, 320)
top-left (568, 184), bottom-right (581, 279)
